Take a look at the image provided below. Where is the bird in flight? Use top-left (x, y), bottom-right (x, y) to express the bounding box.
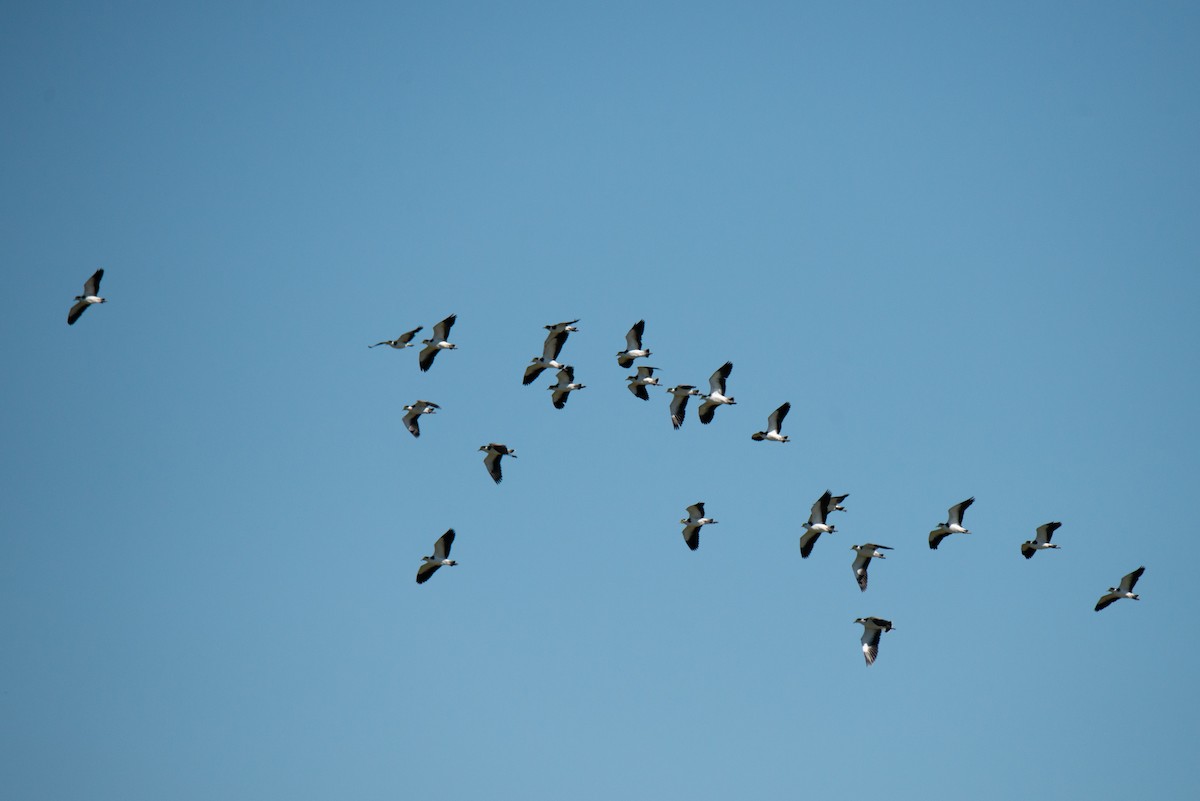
top-left (1020, 522), bottom-right (1062, 559)
top-left (928, 497), bottom-right (975, 550)
top-left (416, 529), bottom-right (458, 584)
top-left (751, 402), bottom-right (791, 443)
top-left (680, 502), bottom-right (718, 551)
top-left (1094, 566), bottom-right (1145, 612)
top-left (854, 617), bottom-right (895, 666)
top-left (418, 314), bottom-right (458, 372)
top-left (478, 443), bottom-right (517, 484)
top-left (67, 269), bottom-right (106, 325)
top-left (616, 319), bottom-right (651, 368)
top-left (369, 326), bottom-right (423, 349)
top-left (402, 400), bottom-right (440, 437)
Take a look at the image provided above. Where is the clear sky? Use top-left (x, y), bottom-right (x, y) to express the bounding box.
top-left (2, 2), bottom-right (1198, 799)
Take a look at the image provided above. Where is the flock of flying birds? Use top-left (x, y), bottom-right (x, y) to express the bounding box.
top-left (67, 271), bottom-right (1148, 666)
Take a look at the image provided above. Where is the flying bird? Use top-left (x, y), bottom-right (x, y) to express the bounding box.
top-left (626, 365), bottom-right (661, 400)
top-left (67, 269), bottom-right (106, 325)
top-left (665, 384), bottom-right (698, 429)
top-left (828, 493), bottom-right (850, 513)
top-left (1094, 566), bottom-right (1146, 612)
top-left (800, 490), bottom-right (838, 558)
top-left (369, 326), bottom-right (423, 349)
top-left (854, 617), bottom-right (895, 666)
top-left (929, 497), bottom-right (975, 550)
top-left (851, 544), bottom-right (893, 592)
top-left (616, 319), bottom-right (651, 368)
top-left (680, 502), bottom-right (718, 551)
top-left (478, 443), bottom-right (516, 484)
top-left (549, 366), bottom-right (586, 409)
top-left (523, 321), bottom-right (577, 385)
top-left (416, 529), bottom-right (458, 584)
top-left (696, 361), bottom-right (736, 424)
top-left (402, 399), bottom-right (440, 437)
top-left (751, 402), bottom-right (791, 442)
top-left (418, 314), bottom-right (457, 372)
top-left (1021, 522), bottom-right (1062, 559)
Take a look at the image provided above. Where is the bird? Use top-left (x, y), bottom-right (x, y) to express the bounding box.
top-left (616, 319), bottom-right (651, 368)
top-left (478, 443), bottom-right (516, 484)
top-left (929, 497), bottom-right (975, 550)
top-left (416, 529), bottom-right (458, 584)
top-left (401, 400), bottom-right (440, 437)
top-left (549, 366), bottom-right (585, 409)
top-left (799, 490), bottom-right (838, 558)
top-left (854, 617), bottom-right (895, 666)
top-left (851, 544), bottom-right (894, 591)
top-left (665, 384), bottom-right (698, 429)
top-left (369, 326), bottom-right (423, 349)
top-left (680, 502), bottom-right (718, 551)
top-left (696, 362), bottom-right (736, 424)
top-left (418, 314), bottom-right (457, 372)
top-left (626, 365), bottom-right (661, 400)
top-left (751, 402), bottom-right (791, 442)
top-left (1021, 522), bottom-right (1063, 559)
top-left (1094, 566), bottom-right (1146, 612)
top-left (67, 269), bottom-right (106, 325)
top-left (828, 493), bottom-right (850, 513)
top-left (523, 321), bottom-right (577, 385)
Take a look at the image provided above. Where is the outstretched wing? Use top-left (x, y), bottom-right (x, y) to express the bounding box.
top-left (708, 361), bottom-right (733, 395)
top-left (433, 314), bottom-right (456, 342)
top-left (625, 320), bottom-right (645, 350)
top-left (948, 497), bottom-right (975, 526)
top-left (767, 402), bottom-right (790, 433)
top-left (543, 329), bottom-right (568, 361)
top-left (416, 562), bottom-right (441, 584)
top-left (434, 529), bottom-right (456, 560)
top-left (83, 269), bottom-right (104, 296)
top-left (1120, 566), bottom-right (1146, 593)
top-left (483, 451), bottom-right (503, 483)
top-left (67, 299), bottom-right (89, 325)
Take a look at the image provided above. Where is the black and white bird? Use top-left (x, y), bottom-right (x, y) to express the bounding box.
top-left (680, 502), bottom-right (718, 551)
top-left (67, 269), bottom-right (106, 325)
top-left (416, 529), bottom-right (458, 584)
top-left (800, 490), bottom-right (838, 558)
top-left (854, 617), bottom-right (895, 666)
top-left (696, 362), bottom-right (736, 424)
top-left (616, 319), bottom-right (651, 368)
top-left (418, 314), bottom-right (457, 372)
top-left (851, 544), bottom-right (893, 592)
top-left (1021, 522), bottom-right (1063, 559)
top-left (929, 497), bottom-right (975, 550)
top-left (523, 322), bottom-right (575, 385)
top-left (369, 326), bottom-right (423, 349)
top-left (828, 493), bottom-right (850, 514)
top-left (626, 365), bottom-right (661, 400)
top-left (549, 366), bottom-right (586, 409)
top-left (402, 400), bottom-right (440, 437)
top-left (478, 443), bottom-right (516, 484)
top-left (751, 402), bottom-right (791, 442)
top-left (1094, 566), bottom-right (1146, 612)
top-left (666, 384), bottom-right (698, 429)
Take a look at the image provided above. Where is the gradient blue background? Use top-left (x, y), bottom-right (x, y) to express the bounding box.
top-left (2, 2), bottom-right (1197, 799)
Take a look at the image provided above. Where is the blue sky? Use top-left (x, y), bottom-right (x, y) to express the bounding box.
top-left (2, 2), bottom-right (1198, 798)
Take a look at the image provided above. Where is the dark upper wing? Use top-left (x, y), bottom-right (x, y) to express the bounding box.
top-left (709, 361), bottom-right (733, 394)
top-left (768, 402), bottom-right (790, 432)
top-left (949, 497), bottom-right (975, 526)
top-left (84, 269), bottom-right (103, 296)
top-left (418, 344), bottom-right (439, 372)
top-left (1037, 521), bottom-right (1062, 544)
top-left (809, 491), bottom-right (832, 525)
top-left (1094, 592), bottom-right (1120, 612)
top-left (434, 529), bottom-right (456, 559)
top-left (543, 329), bottom-right (568, 360)
top-left (416, 562), bottom-right (441, 584)
top-left (669, 393), bottom-right (691, 429)
top-left (697, 401), bottom-right (717, 425)
top-left (625, 320), bottom-right (645, 350)
top-left (628, 382), bottom-right (649, 401)
top-left (484, 451), bottom-right (503, 483)
top-left (398, 326), bottom-right (423, 345)
top-left (799, 529), bottom-right (821, 558)
top-left (433, 314), bottom-right (456, 341)
top-left (1122, 566), bottom-right (1146, 592)
top-left (403, 410), bottom-right (421, 437)
top-left (682, 525), bottom-right (700, 551)
top-left (928, 529), bottom-right (950, 550)
top-left (67, 299), bottom-right (88, 325)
